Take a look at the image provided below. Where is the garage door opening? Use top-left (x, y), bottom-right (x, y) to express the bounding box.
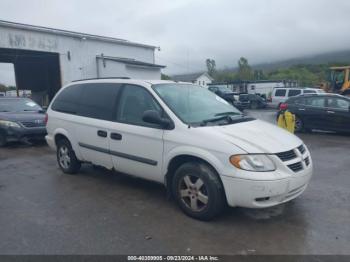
top-left (0, 48), bottom-right (61, 106)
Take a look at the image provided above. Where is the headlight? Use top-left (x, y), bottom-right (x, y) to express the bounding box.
top-left (0, 120), bottom-right (21, 128)
top-left (230, 154), bottom-right (276, 172)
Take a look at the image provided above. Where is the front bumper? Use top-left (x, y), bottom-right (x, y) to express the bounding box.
top-left (221, 165), bottom-right (313, 208)
top-left (1, 126), bottom-right (47, 142)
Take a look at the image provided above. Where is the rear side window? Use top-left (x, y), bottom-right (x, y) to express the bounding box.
top-left (288, 89), bottom-right (302, 97)
top-left (79, 83), bottom-right (121, 121)
top-left (51, 84), bottom-right (83, 114)
top-left (274, 89), bottom-right (286, 97)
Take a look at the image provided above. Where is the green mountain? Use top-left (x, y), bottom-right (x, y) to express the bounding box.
top-left (253, 50), bottom-right (350, 72)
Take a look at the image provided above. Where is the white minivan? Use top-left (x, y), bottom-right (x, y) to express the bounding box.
top-left (46, 79), bottom-right (313, 220)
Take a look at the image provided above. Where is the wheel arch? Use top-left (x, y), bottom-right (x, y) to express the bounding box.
top-left (53, 128), bottom-right (82, 160)
top-left (164, 151), bottom-right (224, 193)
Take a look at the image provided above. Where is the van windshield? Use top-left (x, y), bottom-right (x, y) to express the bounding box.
top-left (152, 84), bottom-right (242, 125)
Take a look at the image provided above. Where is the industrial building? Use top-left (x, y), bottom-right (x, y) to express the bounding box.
top-left (0, 20), bottom-right (165, 105)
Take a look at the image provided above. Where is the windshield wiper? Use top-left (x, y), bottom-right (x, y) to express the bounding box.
top-left (200, 115), bottom-right (233, 126)
top-left (215, 111), bottom-right (241, 117)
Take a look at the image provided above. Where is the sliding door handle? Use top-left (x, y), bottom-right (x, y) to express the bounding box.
top-left (97, 130), bottom-right (107, 138)
top-left (111, 132), bottom-right (122, 140)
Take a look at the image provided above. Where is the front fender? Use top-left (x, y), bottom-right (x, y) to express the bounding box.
top-left (163, 145), bottom-right (226, 177)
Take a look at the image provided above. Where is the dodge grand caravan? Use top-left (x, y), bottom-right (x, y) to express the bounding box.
top-left (46, 79), bottom-right (313, 220)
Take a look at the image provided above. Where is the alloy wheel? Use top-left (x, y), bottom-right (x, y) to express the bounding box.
top-left (179, 175), bottom-right (209, 212)
top-left (58, 145), bottom-right (71, 169)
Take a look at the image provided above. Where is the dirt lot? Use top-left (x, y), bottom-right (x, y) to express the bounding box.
top-left (0, 110), bottom-right (349, 255)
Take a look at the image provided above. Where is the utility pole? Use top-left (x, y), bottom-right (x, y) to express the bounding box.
top-left (187, 48), bottom-right (189, 73)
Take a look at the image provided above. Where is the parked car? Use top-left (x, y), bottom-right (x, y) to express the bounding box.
top-left (208, 86), bottom-right (245, 111)
top-left (271, 87), bottom-right (325, 108)
top-left (0, 97), bottom-right (47, 146)
top-left (277, 94), bottom-right (350, 133)
top-left (239, 94), bottom-right (267, 109)
top-left (46, 79), bottom-right (313, 220)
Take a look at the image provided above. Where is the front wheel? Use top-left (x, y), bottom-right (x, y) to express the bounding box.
top-left (56, 139), bottom-right (81, 174)
top-left (172, 162), bottom-right (225, 220)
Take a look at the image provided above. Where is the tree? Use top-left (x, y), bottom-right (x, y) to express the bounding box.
top-left (237, 57), bottom-right (253, 80)
top-left (161, 73), bottom-right (172, 80)
top-left (206, 59), bottom-right (216, 77)
top-left (0, 83), bottom-right (6, 92)
top-left (7, 86), bottom-right (17, 91)
top-left (254, 69), bottom-right (266, 80)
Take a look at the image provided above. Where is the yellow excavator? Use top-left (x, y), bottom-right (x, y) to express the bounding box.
top-left (321, 66), bottom-right (350, 96)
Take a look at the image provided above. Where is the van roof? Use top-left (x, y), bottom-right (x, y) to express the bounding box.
top-left (69, 78), bottom-right (176, 86)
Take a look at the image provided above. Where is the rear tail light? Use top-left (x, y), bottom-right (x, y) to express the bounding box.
top-left (44, 113), bottom-right (48, 125)
top-left (279, 103), bottom-right (288, 110)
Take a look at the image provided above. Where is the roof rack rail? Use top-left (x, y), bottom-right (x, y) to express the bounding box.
top-left (72, 77), bottom-right (130, 82)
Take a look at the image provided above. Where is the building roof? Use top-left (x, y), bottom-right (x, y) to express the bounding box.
top-left (172, 72), bottom-right (213, 82)
top-left (96, 55), bottom-right (166, 68)
top-left (0, 20), bottom-right (157, 49)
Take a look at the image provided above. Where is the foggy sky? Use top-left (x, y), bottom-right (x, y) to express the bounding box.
top-left (1, 0), bottom-right (350, 85)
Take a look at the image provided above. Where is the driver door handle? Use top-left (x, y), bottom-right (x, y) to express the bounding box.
top-left (327, 110), bottom-right (335, 114)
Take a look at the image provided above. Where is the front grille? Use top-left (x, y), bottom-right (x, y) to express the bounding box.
top-left (288, 162), bottom-right (303, 172)
top-left (305, 157), bottom-right (310, 166)
top-left (276, 150), bottom-right (297, 161)
top-left (298, 144), bottom-right (306, 154)
top-left (21, 121), bottom-right (45, 128)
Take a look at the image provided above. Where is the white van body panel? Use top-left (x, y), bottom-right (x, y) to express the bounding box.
top-left (46, 79), bottom-right (313, 210)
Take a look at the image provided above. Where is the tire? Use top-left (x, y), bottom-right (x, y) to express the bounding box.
top-left (172, 162), bottom-right (225, 220)
top-left (0, 131), bottom-right (6, 147)
top-left (295, 116), bottom-right (304, 133)
top-left (56, 139), bottom-right (81, 174)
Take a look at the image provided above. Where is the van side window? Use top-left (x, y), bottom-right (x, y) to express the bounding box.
top-left (288, 89), bottom-right (301, 97)
top-left (274, 89), bottom-right (286, 97)
top-left (117, 85), bottom-right (162, 127)
top-left (51, 84), bottom-right (83, 114)
top-left (303, 90), bottom-right (316, 94)
top-left (79, 83), bottom-right (121, 121)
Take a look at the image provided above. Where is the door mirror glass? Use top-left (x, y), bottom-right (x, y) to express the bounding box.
top-left (142, 110), bottom-right (172, 128)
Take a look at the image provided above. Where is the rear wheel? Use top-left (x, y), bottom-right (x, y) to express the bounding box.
top-left (172, 162), bottom-right (225, 220)
top-left (56, 139), bottom-right (81, 174)
top-left (295, 116), bottom-right (304, 133)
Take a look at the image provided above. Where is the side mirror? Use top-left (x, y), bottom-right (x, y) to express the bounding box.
top-left (142, 110), bottom-right (173, 129)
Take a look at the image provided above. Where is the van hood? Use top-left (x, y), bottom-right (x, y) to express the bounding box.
top-left (209, 119), bottom-right (302, 153)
